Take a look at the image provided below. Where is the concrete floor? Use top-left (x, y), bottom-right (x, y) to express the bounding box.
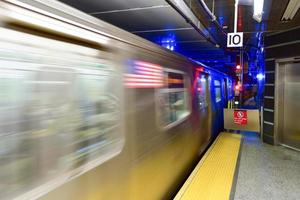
top-left (233, 132), bottom-right (300, 200)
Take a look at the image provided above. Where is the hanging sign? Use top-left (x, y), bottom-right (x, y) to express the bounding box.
top-left (227, 32), bottom-right (243, 47)
top-left (233, 110), bottom-right (247, 125)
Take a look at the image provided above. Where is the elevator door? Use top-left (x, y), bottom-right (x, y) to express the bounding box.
top-left (281, 63), bottom-right (300, 149)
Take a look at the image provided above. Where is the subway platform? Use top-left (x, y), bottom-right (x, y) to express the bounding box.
top-left (175, 132), bottom-right (300, 200)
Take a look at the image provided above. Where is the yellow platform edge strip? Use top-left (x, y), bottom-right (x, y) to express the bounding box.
top-left (174, 132), bottom-right (242, 200)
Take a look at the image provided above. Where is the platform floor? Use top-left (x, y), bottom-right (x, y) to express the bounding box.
top-left (233, 132), bottom-right (300, 200)
top-left (175, 132), bottom-right (242, 200)
top-left (174, 132), bottom-right (300, 200)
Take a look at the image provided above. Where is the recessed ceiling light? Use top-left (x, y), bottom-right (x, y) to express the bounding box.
top-left (253, 0), bottom-right (264, 22)
top-left (281, 0), bottom-right (300, 21)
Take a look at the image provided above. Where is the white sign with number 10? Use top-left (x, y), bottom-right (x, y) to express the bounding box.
top-left (227, 32), bottom-right (243, 47)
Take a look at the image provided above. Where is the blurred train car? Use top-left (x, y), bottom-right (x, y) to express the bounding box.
top-left (0, 0), bottom-right (233, 199)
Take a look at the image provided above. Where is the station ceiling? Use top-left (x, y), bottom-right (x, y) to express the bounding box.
top-left (59, 0), bottom-right (235, 71)
top-left (59, 0), bottom-right (300, 72)
top-left (208, 0), bottom-right (300, 33)
top-left (191, 0), bottom-right (300, 46)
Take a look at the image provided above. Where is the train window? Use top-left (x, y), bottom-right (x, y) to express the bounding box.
top-left (223, 79), bottom-right (227, 100)
top-left (156, 70), bottom-right (190, 128)
top-left (0, 29), bottom-right (123, 199)
top-left (72, 70), bottom-right (121, 167)
top-left (214, 80), bottom-right (222, 102)
top-left (227, 80), bottom-right (233, 98)
top-left (197, 75), bottom-right (208, 109)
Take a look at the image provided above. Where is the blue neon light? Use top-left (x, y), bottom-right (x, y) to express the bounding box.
top-left (256, 73), bottom-right (264, 81)
top-left (158, 33), bottom-right (176, 51)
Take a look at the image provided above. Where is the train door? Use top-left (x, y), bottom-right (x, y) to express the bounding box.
top-left (197, 73), bottom-right (212, 144)
top-left (211, 77), bottom-right (224, 138)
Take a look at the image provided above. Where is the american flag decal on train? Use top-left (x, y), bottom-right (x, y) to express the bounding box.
top-left (125, 61), bottom-right (164, 88)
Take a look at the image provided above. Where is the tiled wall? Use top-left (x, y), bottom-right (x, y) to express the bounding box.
top-left (262, 60), bottom-right (275, 144)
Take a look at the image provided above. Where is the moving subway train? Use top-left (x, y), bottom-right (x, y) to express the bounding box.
top-left (0, 0), bottom-right (233, 199)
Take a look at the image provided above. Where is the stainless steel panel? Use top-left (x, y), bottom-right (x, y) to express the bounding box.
top-left (281, 63), bottom-right (300, 149)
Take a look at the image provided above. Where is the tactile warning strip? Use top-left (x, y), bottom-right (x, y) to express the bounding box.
top-left (174, 132), bottom-right (242, 200)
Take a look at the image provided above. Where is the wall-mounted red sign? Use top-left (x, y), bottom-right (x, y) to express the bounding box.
top-left (233, 110), bottom-right (247, 125)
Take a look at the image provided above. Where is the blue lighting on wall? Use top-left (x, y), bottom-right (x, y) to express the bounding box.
top-left (157, 33), bottom-right (176, 51)
top-left (256, 73), bottom-right (265, 81)
top-left (218, 16), bottom-right (225, 27)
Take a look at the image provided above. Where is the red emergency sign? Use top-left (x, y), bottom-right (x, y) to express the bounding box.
top-left (233, 110), bottom-right (247, 125)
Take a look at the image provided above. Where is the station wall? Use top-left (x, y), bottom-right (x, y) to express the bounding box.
top-left (263, 27), bottom-right (300, 144)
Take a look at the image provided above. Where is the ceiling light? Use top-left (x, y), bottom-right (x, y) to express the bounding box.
top-left (282, 0), bottom-right (300, 21)
top-left (253, 0), bottom-right (264, 22)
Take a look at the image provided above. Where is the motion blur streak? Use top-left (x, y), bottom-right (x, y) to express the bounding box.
top-left (0, 27), bottom-right (122, 200)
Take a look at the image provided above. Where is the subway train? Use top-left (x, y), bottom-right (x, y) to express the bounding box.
top-left (0, 0), bottom-right (233, 199)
